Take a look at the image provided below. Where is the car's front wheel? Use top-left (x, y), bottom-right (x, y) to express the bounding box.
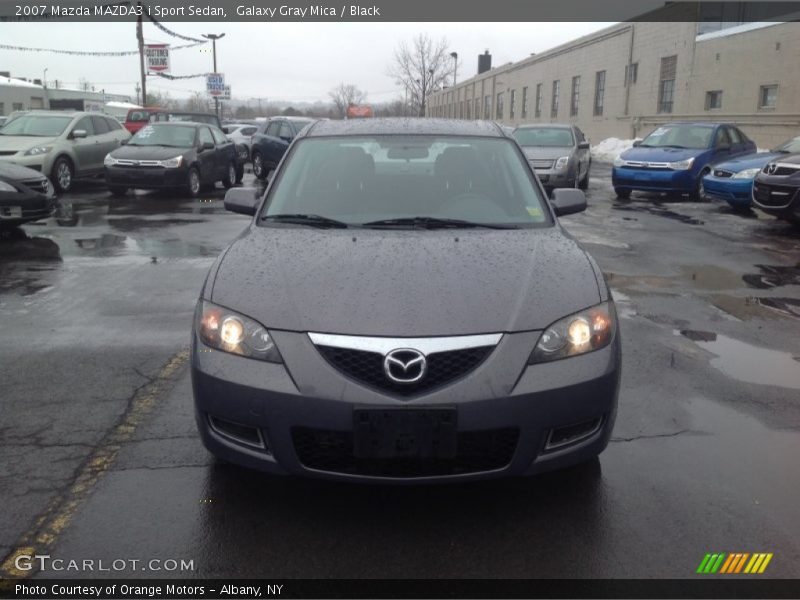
top-left (51, 157), bottom-right (74, 194)
top-left (252, 152), bottom-right (267, 180)
top-left (689, 169), bottom-right (710, 201)
top-left (223, 161), bottom-right (237, 189)
top-left (579, 163), bottom-right (590, 190)
top-left (614, 187), bottom-right (631, 200)
top-left (186, 167), bottom-right (202, 197)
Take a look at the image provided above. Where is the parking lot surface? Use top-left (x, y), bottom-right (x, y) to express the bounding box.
top-left (1, 164), bottom-right (799, 579)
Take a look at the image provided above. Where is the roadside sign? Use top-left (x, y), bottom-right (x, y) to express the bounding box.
top-left (220, 85), bottom-right (231, 100)
top-left (144, 44), bottom-right (170, 73)
top-left (206, 73), bottom-right (225, 97)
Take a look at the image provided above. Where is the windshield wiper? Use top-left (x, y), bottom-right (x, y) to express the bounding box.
top-left (261, 213), bottom-right (350, 228)
top-left (361, 216), bottom-right (517, 230)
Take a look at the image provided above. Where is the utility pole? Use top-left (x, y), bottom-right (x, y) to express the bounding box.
top-left (202, 32), bottom-right (225, 117)
top-left (136, 13), bottom-right (147, 106)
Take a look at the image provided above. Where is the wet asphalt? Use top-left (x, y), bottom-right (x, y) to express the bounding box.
top-left (1, 163), bottom-right (799, 579)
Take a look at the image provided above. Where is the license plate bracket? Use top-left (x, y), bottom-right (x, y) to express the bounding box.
top-left (353, 407), bottom-right (457, 459)
top-left (0, 206), bottom-right (22, 219)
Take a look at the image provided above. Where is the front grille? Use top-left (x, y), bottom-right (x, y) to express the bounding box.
top-left (293, 427), bottom-right (519, 477)
top-left (0, 151), bottom-right (17, 156)
top-left (530, 159), bottom-right (553, 169)
top-left (753, 183), bottom-right (798, 208)
top-left (765, 165), bottom-right (800, 176)
top-left (713, 169), bottom-right (733, 178)
top-left (316, 345), bottom-right (493, 396)
top-left (19, 178), bottom-right (49, 195)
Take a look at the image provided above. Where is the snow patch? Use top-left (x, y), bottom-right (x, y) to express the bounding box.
top-left (591, 137), bottom-right (640, 163)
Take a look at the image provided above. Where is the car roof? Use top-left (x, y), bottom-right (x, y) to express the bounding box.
top-left (304, 118), bottom-right (505, 138)
top-left (661, 121), bottom-right (725, 128)
top-left (144, 121), bottom-right (200, 128)
top-left (515, 123), bottom-right (573, 130)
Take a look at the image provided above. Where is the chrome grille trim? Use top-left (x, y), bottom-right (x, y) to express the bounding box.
top-left (308, 332), bottom-right (503, 355)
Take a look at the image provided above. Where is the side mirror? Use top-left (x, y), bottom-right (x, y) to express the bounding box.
top-left (224, 187), bottom-right (260, 216)
top-left (578, 141), bottom-right (590, 150)
top-left (71, 129), bottom-right (88, 139)
top-left (120, 139), bottom-right (128, 145)
top-left (200, 141), bottom-right (215, 151)
top-left (551, 188), bottom-right (587, 216)
top-left (632, 140), bottom-right (642, 147)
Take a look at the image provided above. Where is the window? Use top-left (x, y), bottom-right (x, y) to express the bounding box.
top-left (474, 98), bottom-right (480, 120)
top-left (713, 127), bottom-right (732, 148)
top-left (106, 117), bottom-right (123, 130)
top-left (594, 71), bottom-right (606, 116)
top-left (624, 62), bottom-right (638, 85)
top-left (535, 83), bottom-right (543, 118)
top-left (0, 102), bottom-right (4, 115)
top-left (278, 123), bottom-right (293, 139)
top-left (465, 99), bottom-right (470, 119)
top-left (658, 55), bottom-right (677, 114)
top-left (12, 102), bottom-right (24, 111)
top-left (484, 95), bottom-right (491, 119)
top-left (241, 126), bottom-right (257, 136)
top-left (551, 80), bottom-right (560, 118)
top-left (460, 100), bottom-right (464, 119)
top-left (496, 92), bottom-right (504, 119)
top-left (727, 127), bottom-right (742, 144)
top-left (509, 89), bottom-right (516, 119)
top-left (759, 84), bottom-right (778, 108)
top-left (570, 76), bottom-right (580, 117)
top-left (211, 127), bottom-right (228, 145)
top-left (705, 90), bottom-right (722, 110)
top-left (198, 127), bottom-right (215, 146)
top-left (91, 115), bottom-right (110, 134)
top-left (74, 116), bottom-right (95, 136)
top-left (266, 121), bottom-right (281, 137)
top-left (521, 87), bottom-right (528, 118)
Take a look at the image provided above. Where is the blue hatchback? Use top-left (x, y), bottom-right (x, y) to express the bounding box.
top-left (612, 122), bottom-right (756, 200)
top-left (702, 135), bottom-right (800, 210)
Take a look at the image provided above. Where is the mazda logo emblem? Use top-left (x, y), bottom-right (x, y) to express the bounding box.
top-left (383, 348), bottom-right (427, 384)
top-left (766, 163), bottom-right (778, 175)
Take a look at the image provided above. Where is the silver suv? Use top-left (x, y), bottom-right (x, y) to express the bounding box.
top-left (0, 111), bottom-right (130, 193)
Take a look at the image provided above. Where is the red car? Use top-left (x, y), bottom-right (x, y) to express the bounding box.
top-left (123, 107), bottom-right (164, 134)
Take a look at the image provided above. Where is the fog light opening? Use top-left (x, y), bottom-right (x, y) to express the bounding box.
top-left (544, 417), bottom-right (603, 451)
top-left (208, 415), bottom-right (269, 452)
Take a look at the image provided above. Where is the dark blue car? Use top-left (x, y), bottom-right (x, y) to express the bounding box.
top-left (702, 135), bottom-right (800, 210)
top-left (612, 122), bottom-right (756, 200)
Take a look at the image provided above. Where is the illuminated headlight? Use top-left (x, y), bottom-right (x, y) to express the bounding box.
top-left (159, 156), bottom-right (183, 168)
top-left (668, 157), bottom-right (695, 170)
top-left (529, 301), bottom-right (617, 364)
top-left (732, 168), bottom-right (760, 179)
top-left (613, 156), bottom-right (626, 167)
top-left (554, 156), bottom-right (570, 170)
top-left (24, 146), bottom-right (52, 156)
top-left (104, 154), bottom-right (120, 167)
top-left (0, 180), bottom-right (16, 192)
top-left (196, 300), bottom-right (282, 363)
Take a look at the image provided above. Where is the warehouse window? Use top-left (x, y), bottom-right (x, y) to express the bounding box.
top-left (759, 85), bottom-right (778, 109)
top-left (465, 99), bottom-right (470, 119)
top-left (551, 80), bottom-right (560, 118)
top-left (0, 102), bottom-right (4, 115)
top-left (496, 92), bottom-right (504, 119)
top-left (12, 103), bottom-right (24, 111)
top-left (657, 55), bottom-right (677, 114)
top-left (484, 95), bottom-right (491, 119)
top-left (570, 76), bottom-right (580, 117)
top-left (535, 83), bottom-right (543, 118)
top-left (705, 90), bottom-right (722, 110)
top-left (521, 87), bottom-right (528, 118)
top-left (509, 89), bottom-right (516, 119)
top-left (474, 98), bottom-right (480, 120)
top-left (624, 62), bottom-right (638, 86)
top-left (460, 100), bottom-right (464, 119)
top-left (594, 70), bottom-right (606, 116)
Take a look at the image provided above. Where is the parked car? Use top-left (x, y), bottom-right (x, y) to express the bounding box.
top-left (513, 124), bottom-right (591, 191)
top-left (0, 116), bottom-right (7, 128)
top-left (752, 154), bottom-right (800, 225)
top-left (104, 122), bottom-right (237, 197)
top-left (0, 111), bottom-right (130, 193)
top-left (702, 135), bottom-right (800, 210)
top-left (123, 107), bottom-right (163, 134)
top-left (222, 123), bottom-right (259, 155)
top-left (192, 118), bottom-right (620, 482)
top-left (612, 122), bottom-right (756, 200)
top-left (0, 160), bottom-right (56, 229)
top-left (250, 116), bottom-right (313, 179)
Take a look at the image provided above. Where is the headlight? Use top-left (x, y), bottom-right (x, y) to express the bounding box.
top-left (732, 168), bottom-right (760, 179)
top-left (159, 156), bottom-right (183, 168)
top-left (196, 300), bottom-right (282, 363)
top-left (0, 180), bottom-right (17, 192)
top-left (529, 301), bottom-right (617, 364)
top-left (554, 156), bottom-right (570, 170)
top-left (613, 156), bottom-right (626, 167)
top-left (104, 154), bottom-right (119, 167)
top-left (24, 146), bottom-right (52, 156)
top-left (668, 157), bottom-right (695, 170)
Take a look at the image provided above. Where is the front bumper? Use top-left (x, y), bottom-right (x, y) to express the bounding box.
top-left (533, 167), bottom-right (576, 189)
top-left (191, 328), bottom-right (621, 483)
top-left (612, 166), bottom-right (695, 193)
top-left (752, 177), bottom-right (800, 220)
top-left (105, 165), bottom-right (188, 189)
top-left (0, 154), bottom-right (52, 174)
top-left (702, 175), bottom-right (753, 207)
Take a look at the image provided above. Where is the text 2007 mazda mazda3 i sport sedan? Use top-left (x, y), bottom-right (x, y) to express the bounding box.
top-left (192, 118), bottom-right (621, 483)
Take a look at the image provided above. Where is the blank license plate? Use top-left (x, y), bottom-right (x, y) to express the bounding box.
top-left (353, 408), bottom-right (457, 459)
top-left (0, 206), bottom-right (22, 218)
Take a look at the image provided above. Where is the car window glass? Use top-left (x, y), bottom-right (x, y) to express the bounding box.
top-left (513, 128), bottom-right (574, 147)
top-left (726, 127), bottom-right (741, 145)
top-left (74, 116), bottom-right (95, 136)
top-left (278, 123), bottom-right (293, 140)
top-left (106, 117), bottom-right (122, 131)
top-left (198, 127), bottom-right (215, 146)
top-left (211, 127), bottom-right (228, 145)
top-left (641, 125), bottom-right (712, 149)
top-left (242, 127), bottom-right (257, 136)
top-left (91, 116), bottom-right (110, 134)
top-left (127, 110), bottom-right (151, 122)
top-left (714, 127), bottom-right (731, 148)
top-left (266, 122), bottom-right (281, 137)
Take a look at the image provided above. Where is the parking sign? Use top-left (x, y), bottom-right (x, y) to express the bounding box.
top-left (206, 73), bottom-right (225, 97)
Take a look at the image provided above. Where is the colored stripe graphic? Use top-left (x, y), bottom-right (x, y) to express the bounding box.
top-left (719, 554), bottom-right (736, 574)
top-left (699, 552), bottom-right (773, 574)
top-left (758, 553), bottom-right (773, 573)
top-left (697, 554), bottom-right (713, 573)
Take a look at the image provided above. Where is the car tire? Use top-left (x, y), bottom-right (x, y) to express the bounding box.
top-left (223, 162), bottom-right (237, 189)
top-left (252, 152), bottom-right (267, 180)
top-left (186, 167), bottom-right (202, 198)
top-left (51, 156), bottom-right (74, 194)
top-left (109, 186), bottom-right (128, 197)
top-left (235, 163), bottom-right (244, 184)
top-left (689, 169), bottom-right (710, 201)
top-left (614, 187), bottom-right (631, 200)
top-left (578, 165), bottom-right (590, 190)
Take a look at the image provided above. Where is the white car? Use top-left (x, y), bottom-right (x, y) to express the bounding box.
top-left (222, 123), bottom-right (259, 155)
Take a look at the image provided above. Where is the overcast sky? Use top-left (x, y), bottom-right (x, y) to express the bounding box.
top-left (0, 22), bottom-right (614, 104)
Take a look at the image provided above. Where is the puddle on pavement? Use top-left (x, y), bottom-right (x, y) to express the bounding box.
top-left (677, 330), bottom-right (800, 389)
top-left (612, 202), bottom-right (704, 225)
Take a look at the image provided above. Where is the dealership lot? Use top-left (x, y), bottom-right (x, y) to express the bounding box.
top-left (1, 163), bottom-right (799, 578)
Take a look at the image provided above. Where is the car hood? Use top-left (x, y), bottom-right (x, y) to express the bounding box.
top-left (210, 227), bottom-right (601, 337)
top-left (714, 152), bottom-right (781, 172)
top-left (110, 145), bottom-right (193, 160)
top-left (522, 146), bottom-right (573, 160)
top-left (0, 160), bottom-right (45, 181)
top-left (620, 146), bottom-right (702, 162)
top-left (0, 135), bottom-right (59, 152)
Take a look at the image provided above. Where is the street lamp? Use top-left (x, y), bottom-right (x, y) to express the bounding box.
top-left (450, 51), bottom-right (458, 87)
top-left (202, 32), bottom-right (225, 117)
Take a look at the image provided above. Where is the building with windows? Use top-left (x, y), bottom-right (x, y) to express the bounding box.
top-left (427, 18), bottom-right (800, 148)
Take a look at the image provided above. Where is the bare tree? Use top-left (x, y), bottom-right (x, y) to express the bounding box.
top-left (389, 34), bottom-right (454, 117)
top-left (328, 83), bottom-right (368, 119)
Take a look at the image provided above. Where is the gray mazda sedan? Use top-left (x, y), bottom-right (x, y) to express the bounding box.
top-left (192, 118), bottom-right (620, 483)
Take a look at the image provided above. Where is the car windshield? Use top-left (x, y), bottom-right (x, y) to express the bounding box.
top-left (127, 111), bottom-right (152, 122)
top-left (0, 114), bottom-right (72, 137)
top-left (640, 125), bottom-right (713, 149)
top-left (513, 127), bottom-right (574, 147)
top-left (128, 124), bottom-right (196, 147)
top-left (168, 114), bottom-right (217, 125)
top-left (261, 135), bottom-right (551, 228)
top-left (774, 136), bottom-right (800, 153)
